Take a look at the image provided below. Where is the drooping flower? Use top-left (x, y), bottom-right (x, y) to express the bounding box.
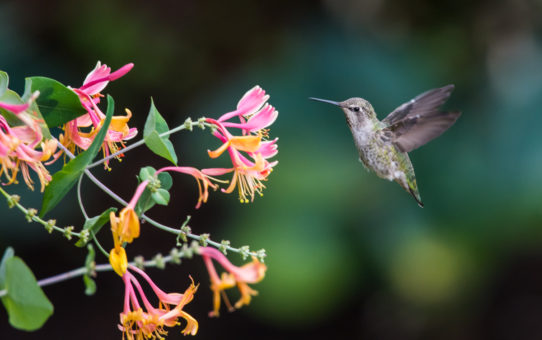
top-left (117, 265), bottom-right (199, 338)
top-left (108, 180), bottom-right (148, 277)
top-left (60, 62), bottom-right (137, 168)
top-left (0, 93), bottom-right (57, 191)
top-left (110, 180), bottom-right (148, 248)
top-left (205, 86), bottom-right (278, 203)
top-left (199, 246), bottom-right (266, 317)
top-left (155, 166), bottom-right (223, 209)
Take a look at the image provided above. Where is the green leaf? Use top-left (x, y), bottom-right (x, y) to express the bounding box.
top-left (135, 167), bottom-right (173, 214)
top-left (85, 244), bottom-right (95, 268)
top-left (25, 76), bottom-right (86, 129)
top-left (138, 166), bottom-right (156, 182)
top-left (40, 96), bottom-right (115, 217)
top-left (158, 172), bottom-right (173, 190)
top-left (143, 99), bottom-right (178, 165)
top-left (0, 71), bottom-right (8, 97)
top-left (1, 257), bottom-right (53, 331)
top-left (75, 208), bottom-right (118, 247)
top-left (0, 247), bottom-right (15, 289)
top-left (151, 189), bottom-right (170, 206)
top-left (83, 275), bottom-right (96, 296)
top-left (0, 90), bottom-right (25, 126)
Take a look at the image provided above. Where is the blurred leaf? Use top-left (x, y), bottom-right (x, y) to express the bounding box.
top-left (25, 76), bottom-right (86, 128)
top-left (1, 257), bottom-right (54, 331)
top-left (85, 244), bottom-right (95, 268)
top-left (157, 171), bottom-right (172, 190)
top-left (83, 275), bottom-right (96, 296)
top-left (75, 208), bottom-right (118, 247)
top-left (0, 71), bottom-right (8, 97)
top-left (40, 96), bottom-right (115, 217)
top-left (151, 189), bottom-right (170, 206)
top-left (143, 99), bottom-right (178, 165)
top-left (0, 247), bottom-right (14, 289)
top-left (136, 167), bottom-right (173, 214)
top-left (83, 245), bottom-right (96, 295)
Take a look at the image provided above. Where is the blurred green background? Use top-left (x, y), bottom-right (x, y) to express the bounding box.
top-left (2, 0), bottom-right (542, 339)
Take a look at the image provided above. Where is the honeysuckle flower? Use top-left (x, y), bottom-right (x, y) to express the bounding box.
top-left (205, 86), bottom-right (278, 203)
top-left (59, 62), bottom-right (137, 168)
top-left (110, 180), bottom-right (148, 248)
top-left (109, 246), bottom-right (128, 277)
top-left (108, 180), bottom-right (148, 277)
top-left (199, 246), bottom-right (266, 317)
top-left (0, 95), bottom-right (57, 191)
top-left (118, 265), bottom-right (199, 338)
top-left (155, 166), bottom-right (223, 209)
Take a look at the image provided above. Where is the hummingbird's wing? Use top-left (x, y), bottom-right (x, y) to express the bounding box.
top-left (381, 84), bottom-right (460, 153)
top-left (382, 84), bottom-right (455, 126)
top-left (385, 111), bottom-right (461, 152)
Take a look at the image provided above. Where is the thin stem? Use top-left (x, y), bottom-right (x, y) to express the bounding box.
top-left (91, 231), bottom-right (110, 258)
top-left (0, 186), bottom-right (81, 238)
top-left (55, 131), bottom-right (263, 258)
top-left (86, 120), bottom-right (215, 169)
top-left (0, 250), bottom-right (189, 297)
top-left (77, 175), bottom-right (89, 220)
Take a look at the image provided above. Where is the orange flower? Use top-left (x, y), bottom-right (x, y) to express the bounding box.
top-left (118, 266), bottom-right (199, 338)
top-left (199, 246), bottom-right (266, 317)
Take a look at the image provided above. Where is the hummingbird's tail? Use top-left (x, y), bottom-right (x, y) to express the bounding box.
top-left (408, 187), bottom-right (424, 208)
top-left (395, 173), bottom-right (424, 208)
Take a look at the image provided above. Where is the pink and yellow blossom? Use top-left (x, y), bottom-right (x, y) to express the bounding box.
top-left (205, 86), bottom-right (278, 203)
top-left (0, 95), bottom-right (57, 191)
top-left (60, 62), bottom-right (137, 168)
top-left (155, 166), bottom-right (222, 209)
top-left (199, 246), bottom-right (266, 317)
top-left (117, 265), bottom-right (199, 339)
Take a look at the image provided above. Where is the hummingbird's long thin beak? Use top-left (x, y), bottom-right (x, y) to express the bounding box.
top-left (309, 97), bottom-right (340, 106)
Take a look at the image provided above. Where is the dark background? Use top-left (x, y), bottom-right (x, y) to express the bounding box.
top-left (2, 0), bottom-right (542, 339)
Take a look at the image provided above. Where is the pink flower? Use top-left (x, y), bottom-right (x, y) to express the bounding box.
top-left (117, 265), bottom-right (199, 338)
top-left (155, 166), bottom-right (221, 209)
top-left (60, 62), bottom-right (137, 168)
top-left (199, 246), bottom-right (266, 317)
top-left (204, 86), bottom-right (278, 203)
top-left (0, 95), bottom-right (57, 191)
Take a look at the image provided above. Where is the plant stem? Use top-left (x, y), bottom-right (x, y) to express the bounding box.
top-left (0, 250), bottom-right (189, 297)
top-left (55, 130), bottom-right (264, 259)
top-left (0, 186), bottom-right (81, 238)
top-left (86, 120), bottom-right (214, 169)
top-left (77, 175), bottom-right (89, 220)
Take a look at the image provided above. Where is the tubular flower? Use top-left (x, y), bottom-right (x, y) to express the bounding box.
top-left (118, 265), bottom-right (199, 339)
top-left (0, 94), bottom-right (57, 191)
top-left (60, 62), bottom-right (137, 168)
top-left (108, 180), bottom-right (148, 277)
top-left (110, 180), bottom-right (148, 247)
top-left (155, 166), bottom-right (223, 209)
top-left (199, 246), bottom-right (266, 317)
top-left (205, 86), bottom-right (278, 203)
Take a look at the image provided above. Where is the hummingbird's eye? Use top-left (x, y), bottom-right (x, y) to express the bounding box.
top-left (351, 107), bottom-right (360, 112)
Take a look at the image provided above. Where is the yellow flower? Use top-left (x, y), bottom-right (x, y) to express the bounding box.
top-left (199, 246), bottom-right (266, 317)
top-left (109, 246), bottom-right (128, 277)
top-left (110, 207), bottom-right (140, 246)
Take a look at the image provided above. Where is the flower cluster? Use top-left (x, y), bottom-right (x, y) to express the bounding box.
top-left (0, 94), bottom-right (57, 191)
top-left (60, 62), bottom-right (137, 168)
top-left (199, 246), bottom-right (267, 317)
top-left (204, 86), bottom-right (279, 203)
top-left (118, 265), bottom-right (198, 338)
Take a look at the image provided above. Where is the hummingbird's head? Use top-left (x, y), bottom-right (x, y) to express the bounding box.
top-left (310, 97), bottom-right (376, 129)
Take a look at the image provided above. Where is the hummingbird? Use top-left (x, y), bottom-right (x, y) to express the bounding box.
top-left (310, 85), bottom-right (460, 207)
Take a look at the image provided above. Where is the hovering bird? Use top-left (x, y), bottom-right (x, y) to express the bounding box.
top-left (310, 85), bottom-right (460, 207)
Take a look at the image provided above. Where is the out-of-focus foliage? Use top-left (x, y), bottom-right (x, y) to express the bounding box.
top-left (2, 0), bottom-right (542, 339)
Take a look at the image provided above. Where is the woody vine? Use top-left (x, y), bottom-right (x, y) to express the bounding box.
top-left (0, 62), bottom-right (278, 338)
